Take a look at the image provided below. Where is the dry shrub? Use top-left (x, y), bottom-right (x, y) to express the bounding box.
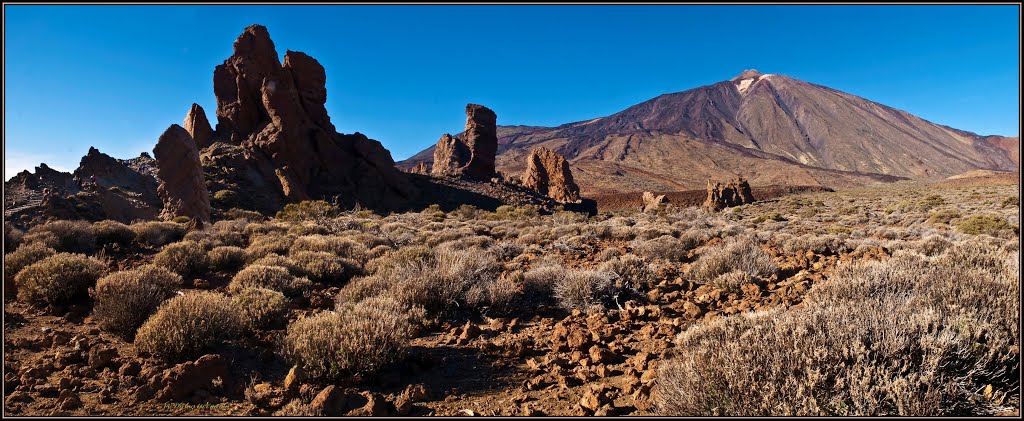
top-left (132, 221), bottom-right (186, 247)
top-left (553, 269), bottom-right (616, 312)
top-left (224, 208), bottom-right (265, 222)
top-left (284, 296), bottom-right (415, 379)
top-left (250, 254), bottom-right (299, 273)
top-left (4, 241), bottom-right (56, 282)
top-left (632, 235), bottom-right (690, 262)
top-left (92, 220), bottom-right (136, 247)
top-left (465, 270), bottom-right (525, 315)
top-left (153, 240), bottom-right (208, 277)
top-left (26, 220), bottom-right (96, 253)
top-left (245, 235), bottom-right (294, 261)
top-left (656, 244), bottom-right (1019, 416)
top-left (134, 291), bottom-right (245, 362)
top-left (710, 270), bottom-right (752, 292)
top-left (228, 265), bottom-right (311, 296)
top-left (209, 246), bottom-right (246, 271)
top-left (689, 236), bottom-right (777, 282)
top-left (91, 265), bottom-right (182, 337)
top-left (4, 222), bottom-right (24, 254)
top-left (598, 254), bottom-right (656, 291)
top-left (290, 251), bottom-right (357, 284)
top-left (14, 253), bottom-right (106, 306)
top-left (231, 287), bottom-right (288, 330)
top-left (275, 200), bottom-right (341, 222)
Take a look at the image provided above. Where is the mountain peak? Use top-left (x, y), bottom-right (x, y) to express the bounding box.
top-left (731, 69), bottom-right (764, 81)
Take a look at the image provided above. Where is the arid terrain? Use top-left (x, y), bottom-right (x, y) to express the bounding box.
top-left (3, 22), bottom-right (1021, 417)
top-left (3, 176), bottom-right (1019, 416)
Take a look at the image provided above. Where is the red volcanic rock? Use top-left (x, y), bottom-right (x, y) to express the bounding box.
top-left (521, 147), bottom-right (581, 203)
top-left (183, 104), bottom-right (214, 150)
top-left (208, 24), bottom-right (415, 211)
top-left (703, 177), bottom-right (755, 211)
top-left (431, 104), bottom-right (498, 180)
top-left (641, 191), bottom-right (668, 213)
top-left (154, 124), bottom-right (211, 223)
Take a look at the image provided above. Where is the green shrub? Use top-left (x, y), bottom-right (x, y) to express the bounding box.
top-left (956, 214), bottom-right (1017, 237)
top-left (26, 220), bottom-right (96, 253)
top-left (275, 200), bottom-right (341, 222)
top-left (212, 190), bottom-right (239, 208)
top-left (209, 246), bottom-right (247, 271)
top-left (92, 220), bottom-right (136, 247)
top-left (927, 209), bottom-right (961, 225)
top-left (14, 253), bottom-right (106, 306)
top-left (153, 240), bottom-right (208, 277)
top-left (134, 291), bottom-right (245, 362)
top-left (231, 287), bottom-right (288, 331)
top-left (91, 265), bottom-right (182, 337)
top-left (283, 296), bottom-right (414, 379)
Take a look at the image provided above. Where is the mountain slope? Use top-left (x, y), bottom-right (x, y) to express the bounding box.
top-left (402, 70), bottom-right (1018, 195)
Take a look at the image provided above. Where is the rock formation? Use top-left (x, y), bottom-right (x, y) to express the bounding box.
top-left (408, 162), bottom-right (430, 175)
top-left (521, 147), bottom-right (581, 203)
top-left (183, 104), bottom-right (214, 150)
top-left (431, 104), bottom-right (498, 180)
top-left (206, 24), bottom-right (415, 211)
top-left (641, 191), bottom-right (668, 213)
top-left (153, 124), bottom-right (211, 223)
top-left (703, 177), bottom-right (755, 211)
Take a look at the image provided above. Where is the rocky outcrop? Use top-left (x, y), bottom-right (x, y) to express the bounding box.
top-left (521, 147), bottom-right (581, 203)
top-left (431, 104), bottom-right (497, 180)
top-left (703, 177), bottom-right (755, 211)
top-left (208, 24), bottom-right (415, 211)
top-left (641, 192), bottom-right (668, 213)
top-left (184, 104), bottom-right (214, 150)
top-left (408, 162), bottom-right (430, 175)
top-left (154, 125), bottom-right (211, 223)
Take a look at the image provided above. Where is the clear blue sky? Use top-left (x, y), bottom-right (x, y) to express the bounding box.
top-left (4, 5), bottom-right (1020, 180)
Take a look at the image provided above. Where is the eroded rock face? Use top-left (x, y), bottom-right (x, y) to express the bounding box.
top-left (209, 24), bottom-right (415, 211)
top-left (522, 147), bottom-right (581, 203)
top-left (408, 162), bottom-right (430, 175)
top-left (431, 104), bottom-right (498, 180)
top-left (184, 104), bottom-right (214, 150)
top-left (703, 177), bottom-right (755, 211)
top-left (154, 124), bottom-right (211, 223)
top-left (641, 191), bottom-right (668, 213)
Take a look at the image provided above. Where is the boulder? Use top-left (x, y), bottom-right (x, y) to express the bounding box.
top-left (521, 147), bottom-right (581, 203)
top-left (154, 354), bottom-right (229, 402)
top-left (183, 103), bottom-right (214, 150)
top-left (431, 104), bottom-right (498, 180)
top-left (153, 124), bottom-right (211, 224)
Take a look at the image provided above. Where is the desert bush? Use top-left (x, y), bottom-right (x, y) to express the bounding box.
top-left (14, 253), bottom-right (105, 306)
top-left (132, 221), bottom-right (186, 247)
top-left (91, 265), bottom-right (182, 337)
top-left (917, 194), bottom-right (946, 211)
top-left (171, 216), bottom-right (193, 224)
top-left (290, 235), bottom-right (368, 262)
top-left (689, 236), bottom-right (777, 282)
top-left (4, 222), bottom-right (24, 254)
top-left (134, 291), bottom-right (245, 361)
top-left (927, 209), bottom-right (961, 225)
top-left (599, 254), bottom-right (656, 290)
top-left (250, 254), bottom-right (300, 273)
top-left (228, 265), bottom-right (311, 296)
top-left (212, 189), bottom-right (239, 208)
top-left (710, 270), bottom-right (752, 292)
top-left (209, 246), bottom-right (247, 271)
top-left (523, 265), bottom-right (563, 295)
top-left (632, 235), bottom-right (690, 262)
top-left (224, 208), bottom-right (266, 222)
top-left (1000, 196), bottom-right (1019, 208)
top-left (92, 220), bottom-right (136, 247)
top-left (656, 246), bottom-right (1019, 416)
top-left (553, 269), bottom-right (616, 312)
top-left (153, 240), bottom-right (208, 277)
top-left (753, 211), bottom-right (786, 223)
top-left (4, 241), bottom-right (56, 282)
top-left (231, 287), bottom-right (288, 330)
top-left (246, 234), bottom-right (294, 261)
top-left (956, 214), bottom-right (1017, 237)
top-left (290, 251), bottom-right (353, 284)
top-left (26, 220), bottom-right (96, 253)
top-left (275, 200), bottom-right (341, 222)
top-left (284, 296), bottom-right (414, 379)
top-left (465, 270), bottom-right (525, 315)
top-left (491, 241), bottom-right (525, 261)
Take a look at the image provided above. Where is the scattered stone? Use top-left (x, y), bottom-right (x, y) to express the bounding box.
top-left (88, 346), bottom-right (118, 370)
top-left (154, 354), bottom-right (229, 402)
top-left (283, 365), bottom-right (304, 392)
top-left (308, 385), bottom-right (347, 416)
